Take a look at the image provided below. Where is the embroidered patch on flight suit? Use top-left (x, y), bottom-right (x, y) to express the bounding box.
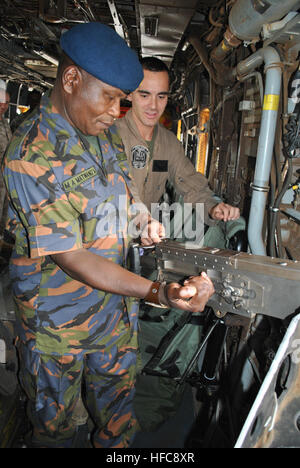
top-left (131, 145), bottom-right (149, 169)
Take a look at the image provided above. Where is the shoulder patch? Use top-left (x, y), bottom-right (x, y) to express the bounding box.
top-left (131, 145), bottom-right (149, 169)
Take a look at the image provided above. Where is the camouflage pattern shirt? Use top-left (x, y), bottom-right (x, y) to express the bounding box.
top-left (3, 93), bottom-right (139, 355)
top-left (0, 116), bottom-right (12, 158)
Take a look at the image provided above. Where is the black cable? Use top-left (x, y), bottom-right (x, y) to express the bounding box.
top-left (269, 157), bottom-right (293, 257)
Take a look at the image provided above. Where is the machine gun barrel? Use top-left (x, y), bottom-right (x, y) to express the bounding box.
top-left (139, 240), bottom-right (300, 320)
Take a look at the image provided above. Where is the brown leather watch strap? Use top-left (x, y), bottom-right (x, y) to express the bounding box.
top-left (143, 281), bottom-right (169, 309)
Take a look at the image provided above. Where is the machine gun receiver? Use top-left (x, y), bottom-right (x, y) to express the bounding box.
top-left (152, 240), bottom-right (300, 320)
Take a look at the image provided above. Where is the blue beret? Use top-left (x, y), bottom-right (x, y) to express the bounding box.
top-left (60, 22), bottom-right (143, 92)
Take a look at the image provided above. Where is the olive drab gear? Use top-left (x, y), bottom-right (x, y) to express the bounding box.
top-left (134, 308), bottom-right (204, 432)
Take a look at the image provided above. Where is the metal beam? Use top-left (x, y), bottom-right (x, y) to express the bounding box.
top-left (106, 0), bottom-right (130, 45)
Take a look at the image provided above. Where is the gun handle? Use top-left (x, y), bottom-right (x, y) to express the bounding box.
top-left (128, 243), bottom-right (142, 275)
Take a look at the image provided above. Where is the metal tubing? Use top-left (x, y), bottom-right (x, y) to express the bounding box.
top-left (211, 27), bottom-right (241, 63)
top-left (229, 0), bottom-right (300, 41)
top-left (211, 0), bottom-right (300, 64)
top-left (236, 47), bottom-right (282, 255)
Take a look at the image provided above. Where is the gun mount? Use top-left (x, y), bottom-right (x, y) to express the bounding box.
top-left (140, 240), bottom-right (300, 320)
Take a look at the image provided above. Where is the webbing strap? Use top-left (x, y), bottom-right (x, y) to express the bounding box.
top-left (142, 311), bottom-right (192, 372)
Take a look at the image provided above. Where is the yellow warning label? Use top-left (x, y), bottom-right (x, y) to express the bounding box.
top-left (263, 94), bottom-right (280, 111)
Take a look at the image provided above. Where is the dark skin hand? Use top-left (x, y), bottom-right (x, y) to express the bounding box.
top-left (162, 272), bottom-right (215, 312)
top-left (51, 249), bottom-right (215, 313)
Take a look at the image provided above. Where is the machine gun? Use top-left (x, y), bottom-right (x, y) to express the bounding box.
top-left (135, 239), bottom-right (300, 320)
top-left (132, 241), bottom-right (300, 447)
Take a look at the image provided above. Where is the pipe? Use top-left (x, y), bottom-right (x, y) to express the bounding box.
top-left (189, 35), bottom-right (219, 84)
top-left (210, 27), bottom-right (241, 63)
top-left (236, 47), bottom-right (282, 255)
top-left (189, 35), bottom-right (235, 86)
top-left (211, 0), bottom-right (300, 63)
top-left (229, 0), bottom-right (300, 41)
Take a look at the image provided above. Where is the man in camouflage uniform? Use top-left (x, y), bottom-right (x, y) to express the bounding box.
top-left (0, 90), bottom-right (11, 235)
top-left (2, 23), bottom-right (214, 448)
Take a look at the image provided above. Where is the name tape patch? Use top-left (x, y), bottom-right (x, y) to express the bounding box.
top-left (63, 167), bottom-right (97, 192)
